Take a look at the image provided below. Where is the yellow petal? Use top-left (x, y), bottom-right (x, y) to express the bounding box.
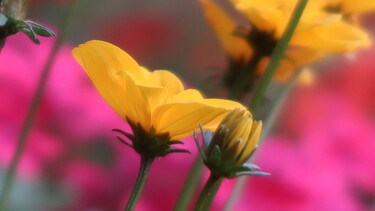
top-left (291, 20), bottom-right (371, 53)
top-left (72, 41), bottom-right (130, 119)
top-left (116, 72), bottom-right (153, 130)
top-left (342, 0), bottom-right (375, 15)
top-left (200, 0), bottom-right (252, 61)
top-left (73, 40), bottom-right (147, 82)
top-left (118, 71), bottom-right (170, 131)
top-left (169, 89), bottom-right (204, 102)
top-left (239, 6), bottom-right (286, 37)
top-left (153, 97), bottom-right (246, 139)
top-left (148, 70), bottom-right (184, 96)
top-left (237, 121), bottom-right (262, 164)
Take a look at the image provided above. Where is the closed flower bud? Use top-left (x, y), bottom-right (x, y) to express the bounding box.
top-left (195, 108), bottom-right (268, 178)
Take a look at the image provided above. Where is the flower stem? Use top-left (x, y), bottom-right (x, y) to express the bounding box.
top-left (223, 68), bottom-right (304, 211)
top-left (194, 173), bottom-right (222, 211)
top-left (249, 0), bottom-right (309, 112)
top-left (174, 156), bottom-right (203, 211)
top-left (0, 1), bottom-right (80, 210)
top-left (124, 156), bottom-right (154, 211)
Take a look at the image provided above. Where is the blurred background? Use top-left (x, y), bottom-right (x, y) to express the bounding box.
top-left (1, 0), bottom-right (375, 210)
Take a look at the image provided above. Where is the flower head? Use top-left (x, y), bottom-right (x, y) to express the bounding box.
top-left (72, 40), bottom-right (246, 157)
top-left (200, 0), bottom-right (371, 83)
top-left (195, 108), bottom-right (268, 178)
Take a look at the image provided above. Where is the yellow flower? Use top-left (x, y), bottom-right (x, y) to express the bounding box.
top-left (195, 108), bottom-right (265, 178)
top-left (72, 40), bottom-right (246, 142)
top-left (200, 0), bottom-right (371, 81)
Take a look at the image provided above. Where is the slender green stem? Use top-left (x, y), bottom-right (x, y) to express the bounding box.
top-left (0, 1), bottom-right (80, 210)
top-left (223, 68), bottom-right (303, 211)
top-left (223, 1), bottom-right (309, 209)
top-left (125, 156), bottom-right (154, 211)
top-left (194, 173), bottom-right (222, 211)
top-left (174, 157), bottom-right (204, 211)
top-left (249, 0), bottom-right (309, 112)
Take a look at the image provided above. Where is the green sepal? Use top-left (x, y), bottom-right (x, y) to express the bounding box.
top-left (25, 20), bottom-right (55, 37)
top-left (232, 171), bottom-right (271, 178)
top-left (112, 128), bottom-right (135, 141)
top-left (199, 123), bottom-right (213, 148)
top-left (114, 120), bottom-right (189, 158)
top-left (165, 148), bottom-right (191, 155)
top-left (167, 140), bottom-right (184, 145)
top-left (208, 145), bottom-right (222, 167)
top-left (243, 163), bottom-right (261, 171)
top-left (114, 135), bottom-right (134, 149)
top-left (227, 165), bottom-right (253, 173)
top-left (15, 19), bottom-right (40, 44)
top-left (194, 129), bottom-right (207, 161)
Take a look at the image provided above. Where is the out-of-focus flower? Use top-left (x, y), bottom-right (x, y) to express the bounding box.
top-left (73, 40), bottom-right (246, 157)
top-left (200, 0), bottom-right (371, 84)
top-left (231, 46), bottom-right (375, 211)
top-left (195, 109), bottom-right (266, 178)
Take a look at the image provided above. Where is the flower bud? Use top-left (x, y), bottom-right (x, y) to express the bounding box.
top-left (195, 108), bottom-right (268, 178)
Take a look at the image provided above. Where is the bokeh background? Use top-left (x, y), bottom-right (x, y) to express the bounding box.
top-left (1, 0), bottom-right (375, 210)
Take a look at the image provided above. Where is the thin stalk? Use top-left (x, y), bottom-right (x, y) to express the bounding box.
top-left (174, 157), bottom-right (204, 211)
top-left (249, 0), bottom-right (309, 112)
top-left (124, 156), bottom-right (154, 211)
top-left (223, 68), bottom-right (303, 211)
top-left (0, 1), bottom-right (81, 210)
top-left (223, 0), bottom-right (309, 209)
top-left (194, 173), bottom-right (222, 211)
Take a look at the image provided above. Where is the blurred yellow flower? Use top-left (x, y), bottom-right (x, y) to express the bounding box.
top-left (72, 40), bottom-right (246, 141)
top-left (200, 0), bottom-right (371, 82)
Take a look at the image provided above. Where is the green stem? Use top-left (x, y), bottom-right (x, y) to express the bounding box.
top-left (0, 1), bottom-right (80, 210)
top-left (194, 173), bottom-right (222, 211)
top-left (124, 156), bottom-right (154, 211)
top-left (174, 156), bottom-right (204, 211)
top-left (223, 68), bottom-right (303, 211)
top-left (249, 0), bottom-right (308, 112)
